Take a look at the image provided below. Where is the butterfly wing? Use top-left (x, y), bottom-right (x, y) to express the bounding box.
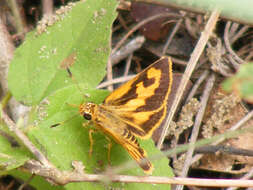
top-left (103, 57), bottom-right (173, 139)
top-left (94, 105), bottom-right (153, 174)
top-left (114, 131), bottom-right (153, 174)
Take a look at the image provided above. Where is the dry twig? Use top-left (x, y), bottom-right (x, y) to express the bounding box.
top-left (124, 53), bottom-right (133, 76)
top-left (176, 73), bottom-right (216, 190)
top-left (106, 58), bottom-right (113, 91)
top-left (42, 0), bottom-right (53, 16)
top-left (1, 109), bottom-right (53, 168)
top-left (111, 36), bottom-right (145, 65)
top-left (162, 12), bottom-right (186, 55)
top-left (185, 70), bottom-right (209, 103)
top-left (224, 21), bottom-right (245, 66)
top-left (112, 13), bottom-right (181, 54)
top-left (157, 9), bottom-right (220, 149)
top-left (97, 75), bottom-right (135, 89)
top-left (191, 110), bottom-right (253, 164)
top-left (22, 160), bottom-right (253, 187)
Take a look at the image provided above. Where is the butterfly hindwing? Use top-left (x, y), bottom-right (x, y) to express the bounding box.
top-left (92, 105), bottom-right (153, 173)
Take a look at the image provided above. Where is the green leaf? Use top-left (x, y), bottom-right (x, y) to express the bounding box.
top-left (8, 0), bottom-right (117, 105)
top-left (223, 62), bottom-right (253, 102)
top-left (0, 124), bottom-right (31, 174)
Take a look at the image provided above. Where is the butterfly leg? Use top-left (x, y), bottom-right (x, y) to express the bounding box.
top-left (82, 121), bottom-right (96, 157)
top-left (105, 137), bottom-right (112, 165)
top-left (88, 129), bottom-right (95, 158)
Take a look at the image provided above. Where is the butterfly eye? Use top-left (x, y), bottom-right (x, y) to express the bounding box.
top-left (83, 113), bottom-right (92, 120)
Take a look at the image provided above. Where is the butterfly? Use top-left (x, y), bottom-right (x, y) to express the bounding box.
top-left (78, 57), bottom-right (173, 174)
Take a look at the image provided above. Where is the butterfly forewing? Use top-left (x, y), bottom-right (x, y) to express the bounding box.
top-left (103, 57), bottom-right (173, 139)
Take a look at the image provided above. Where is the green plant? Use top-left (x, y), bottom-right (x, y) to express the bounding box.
top-left (3, 0), bottom-right (173, 189)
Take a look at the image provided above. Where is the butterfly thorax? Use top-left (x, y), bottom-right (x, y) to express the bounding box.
top-left (79, 102), bottom-right (97, 121)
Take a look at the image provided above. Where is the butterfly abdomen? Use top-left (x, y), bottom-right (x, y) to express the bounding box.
top-left (121, 128), bottom-right (153, 173)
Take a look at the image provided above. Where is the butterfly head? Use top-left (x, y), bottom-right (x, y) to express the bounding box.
top-left (79, 102), bottom-right (96, 121)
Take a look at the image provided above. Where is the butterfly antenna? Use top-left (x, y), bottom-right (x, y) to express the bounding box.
top-left (66, 67), bottom-right (89, 101)
top-left (50, 113), bottom-right (79, 128)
